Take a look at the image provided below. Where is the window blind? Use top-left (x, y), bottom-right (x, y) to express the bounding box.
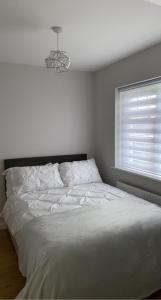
top-left (115, 79), bottom-right (161, 180)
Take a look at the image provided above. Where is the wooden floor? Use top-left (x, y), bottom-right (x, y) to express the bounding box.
top-left (0, 229), bottom-right (25, 299)
top-left (0, 229), bottom-right (161, 299)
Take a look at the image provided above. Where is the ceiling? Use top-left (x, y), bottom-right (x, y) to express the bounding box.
top-left (145, 0), bottom-right (161, 6)
top-left (0, 0), bottom-right (161, 71)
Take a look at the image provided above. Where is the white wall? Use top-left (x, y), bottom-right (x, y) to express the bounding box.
top-left (2, 41), bottom-right (161, 211)
top-left (95, 42), bottom-right (161, 196)
top-left (0, 62), bottom-right (95, 210)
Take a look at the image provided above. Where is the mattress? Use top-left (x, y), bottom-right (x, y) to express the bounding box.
top-left (3, 182), bottom-right (161, 299)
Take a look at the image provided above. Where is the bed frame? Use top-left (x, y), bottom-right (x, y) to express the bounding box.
top-left (4, 154), bottom-right (87, 170)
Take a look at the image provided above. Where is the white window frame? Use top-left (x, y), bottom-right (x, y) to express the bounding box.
top-left (115, 76), bottom-right (161, 182)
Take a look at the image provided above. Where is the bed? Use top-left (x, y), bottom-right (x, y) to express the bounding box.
top-left (2, 154), bottom-right (161, 299)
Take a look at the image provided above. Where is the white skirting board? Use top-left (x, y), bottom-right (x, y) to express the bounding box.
top-left (116, 181), bottom-right (161, 207)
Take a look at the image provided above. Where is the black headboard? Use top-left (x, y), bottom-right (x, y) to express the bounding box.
top-left (4, 154), bottom-right (87, 170)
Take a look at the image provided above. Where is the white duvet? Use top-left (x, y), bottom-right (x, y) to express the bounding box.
top-left (3, 183), bottom-right (161, 299)
top-left (3, 182), bottom-right (131, 236)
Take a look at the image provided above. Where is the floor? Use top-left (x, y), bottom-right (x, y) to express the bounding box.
top-left (0, 229), bottom-right (25, 299)
top-left (0, 229), bottom-right (161, 299)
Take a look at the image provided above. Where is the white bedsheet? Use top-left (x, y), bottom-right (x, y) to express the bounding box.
top-left (3, 183), bottom-right (161, 299)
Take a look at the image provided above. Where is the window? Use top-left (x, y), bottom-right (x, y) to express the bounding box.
top-left (115, 77), bottom-right (161, 181)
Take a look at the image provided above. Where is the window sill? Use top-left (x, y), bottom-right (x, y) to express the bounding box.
top-left (111, 166), bottom-right (161, 183)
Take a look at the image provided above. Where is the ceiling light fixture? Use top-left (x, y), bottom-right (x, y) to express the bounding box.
top-left (45, 26), bottom-right (71, 72)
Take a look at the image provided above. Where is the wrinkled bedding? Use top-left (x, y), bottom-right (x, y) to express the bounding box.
top-left (3, 183), bottom-right (161, 299)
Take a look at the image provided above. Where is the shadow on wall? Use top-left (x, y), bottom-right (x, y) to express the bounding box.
top-left (0, 160), bottom-right (6, 211)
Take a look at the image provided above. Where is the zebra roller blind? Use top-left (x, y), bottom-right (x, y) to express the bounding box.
top-left (115, 78), bottom-right (161, 180)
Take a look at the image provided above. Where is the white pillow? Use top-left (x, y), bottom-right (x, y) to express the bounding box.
top-left (59, 158), bottom-right (102, 187)
top-left (4, 163), bottom-right (64, 196)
